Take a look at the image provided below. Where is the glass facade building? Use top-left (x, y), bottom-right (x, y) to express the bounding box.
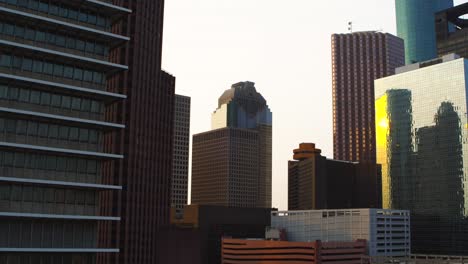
top-left (0, 0), bottom-right (130, 263)
top-left (375, 55), bottom-right (468, 254)
top-left (395, 0), bottom-right (453, 64)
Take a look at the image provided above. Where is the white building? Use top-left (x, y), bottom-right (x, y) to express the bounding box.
top-left (271, 209), bottom-right (410, 257)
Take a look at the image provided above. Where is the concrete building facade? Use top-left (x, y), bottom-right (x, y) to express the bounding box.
top-left (271, 209), bottom-right (411, 257)
top-left (0, 0), bottom-right (130, 263)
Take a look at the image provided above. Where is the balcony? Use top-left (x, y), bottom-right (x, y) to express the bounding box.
top-left (0, 5), bottom-right (129, 45)
top-left (0, 72), bottom-right (125, 102)
top-left (0, 39), bottom-right (127, 74)
top-left (0, 141), bottom-right (123, 159)
top-left (0, 176), bottom-right (121, 190)
top-left (0, 106), bottom-right (124, 130)
top-left (0, 212), bottom-right (119, 221)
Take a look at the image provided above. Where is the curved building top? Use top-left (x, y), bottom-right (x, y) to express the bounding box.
top-left (212, 81), bottom-right (272, 130)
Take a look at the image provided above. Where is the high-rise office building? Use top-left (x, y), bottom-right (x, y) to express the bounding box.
top-left (436, 2), bottom-right (468, 58)
top-left (332, 32), bottom-right (404, 163)
top-left (288, 143), bottom-right (381, 210)
top-left (172, 94), bottom-right (190, 209)
top-left (396, 0), bottom-right (453, 64)
top-left (192, 81), bottom-right (272, 208)
top-left (98, 1), bottom-right (175, 264)
top-left (0, 0), bottom-right (130, 263)
top-left (375, 54), bottom-right (468, 255)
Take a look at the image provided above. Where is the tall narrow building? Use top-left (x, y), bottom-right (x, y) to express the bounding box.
top-left (172, 94), bottom-right (190, 209)
top-left (0, 0), bottom-right (130, 263)
top-left (332, 32), bottom-right (404, 163)
top-left (98, 1), bottom-right (175, 264)
top-left (192, 81), bottom-right (272, 208)
top-left (395, 0), bottom-right (453, 64)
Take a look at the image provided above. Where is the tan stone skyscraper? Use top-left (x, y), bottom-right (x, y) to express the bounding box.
top-left (332, 32), bottom-right (405, 163)
top-left (191, 81), bottom-right (272, 208)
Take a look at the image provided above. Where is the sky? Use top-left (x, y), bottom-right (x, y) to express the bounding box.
top-left (162, 0), bottom-right (467, 210)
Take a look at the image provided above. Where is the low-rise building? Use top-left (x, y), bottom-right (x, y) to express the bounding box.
top-left (271, 209), bottom-right (411, 257)
top-left (221, 238), bottom-right (367, 264)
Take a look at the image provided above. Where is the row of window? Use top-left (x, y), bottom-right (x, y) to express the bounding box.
top-left (0, 53), bottom-right (106, 85)
top-left (0, 184), bottom-right (97, 205)
top-left (0, 21), bottom-right (109, 57)
top-left (0, 118), bottom-right (101, 145)
top-left (0, 84), bottom-right (104, 114)
top-left (1, 0), bottom-right (111, 30)
top-left (0, 221), bottom-right (97, 249)
top-left (0, 150), bottom-right (100, 174)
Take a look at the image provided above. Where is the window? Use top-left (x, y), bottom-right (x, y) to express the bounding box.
top-left (3, 23), bottom-right (14, 35)
top-left (25, 28), bottom-right (35, 40)
top-left (12, 56), bottom-right (22, 69)
top-left (40, 92), bottom-right (50, 105)
top-left (14, 25), bottom-right (24, 38)
top-left (84, 70), bottom-right (93, 82)
top-left (35, 30), bottom-right (46, 42)
top-left (49, 124), bottom-right (58, 139)
top-left (73, 68), bottom-right (83, 80)
top-left (59, 126), bottom-right (69, 140)
top-left (7, 87), bottom-right (18, 100)
top-left (30, 90), bottom-right (40, 104)
top-left (43, 62), bottom-right (54, 75)
top-left (85, 42), bottom-right (94, 53)
top-left (71, 97), bottom-right (81, 110)
top-left (33, 60), bottom-right (43, 73)
top-left (0, 85), bottom-right (7, 98)
top-left (38, 123), bottom-right (48, 138)
top-left (69, 127), bottom-right (79, 141)
top-left (22, 58), bottom-right (33, 71)
top-left (19, 88), bottom-right (29, 102)
top-left (78, 11), bottom-right (88, 22)
top-left (64, 66), bottom-right (74, 79)
top-left (51, 94), bottom-right (61, 107)
top-left (0, 54), bottom-right (11, 67)
top-left (61, 95), bottom-right (71, 109)
top-left (27, 121), bottom-right (38, 136)
top-left (53, 64), bottom-right (63, 76)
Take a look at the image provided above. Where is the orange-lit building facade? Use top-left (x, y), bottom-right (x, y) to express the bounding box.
top-left (221, 238), bottom-right (367, 264)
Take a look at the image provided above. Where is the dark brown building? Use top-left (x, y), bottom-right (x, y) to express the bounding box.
top-left (288, 143), bottom-right (381, 210)
top-left (157, 204), bottom-right (273, 264)
top-left (192, 127), bottom-right (261, 207)
top-left (99, 1), bottom-right (175, 264)
top-left (332, 32), bottom-right (404, 163)
top-left (436, 2), bottom-right (468, 58)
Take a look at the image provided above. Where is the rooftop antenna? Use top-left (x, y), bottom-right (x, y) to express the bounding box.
top-left (348, 21), bottom-right (353, 33)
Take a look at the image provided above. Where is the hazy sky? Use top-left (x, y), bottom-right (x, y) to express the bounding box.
top-left (162, 0), bottom-right (467, 210)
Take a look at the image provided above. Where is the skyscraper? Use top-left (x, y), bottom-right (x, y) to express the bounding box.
top-left (98, 1), bottom-right (175, 264)
top-left (192, 81), bottom-right (272, 208)
top-left (436, 2), bottom-right (468, 58)
top-left (0, 0), bottom-right (130, 263)
top-left (332, 32), bottom-right (404, 163)
top-left (375, 54), bottom-right (468, 255)
top-left (172, 94), bottom-right (190, 209)
top-left (395, 0), bottom-right (453, 64)
top-left (288, 143), bottom-right (381, 210)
